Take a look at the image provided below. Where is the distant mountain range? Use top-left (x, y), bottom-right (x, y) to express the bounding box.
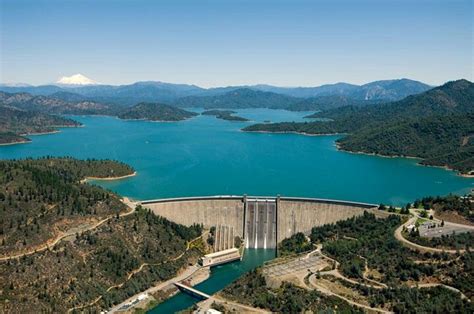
top-left (0, 78), bottom-right (432, 107)
top-left (249, 79), bottom-right (432, 101)
top-left (0, 91), bottom-right (113, 115)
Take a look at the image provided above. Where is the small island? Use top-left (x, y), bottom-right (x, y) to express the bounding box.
top-left (201, 110), bottom-right (249, 122)
top-left (118, 102), bottom-right (198, 122)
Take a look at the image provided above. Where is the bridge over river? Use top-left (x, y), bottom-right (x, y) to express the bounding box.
top-left (141, 195), bottom-right (385, 249)
top-left (174, 282), bottom-right (211, 300)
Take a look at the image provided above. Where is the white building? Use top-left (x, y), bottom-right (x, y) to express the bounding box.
top-left (199, 248), bottom-right (241, 267)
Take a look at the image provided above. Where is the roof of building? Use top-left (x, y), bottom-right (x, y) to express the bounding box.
top-left (204, 248), bottom-right (239, 258)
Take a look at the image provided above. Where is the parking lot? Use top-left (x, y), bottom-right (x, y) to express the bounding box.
top-left (419, 222), bottom-right (473, 238)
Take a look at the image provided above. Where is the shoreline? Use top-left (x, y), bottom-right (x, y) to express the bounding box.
top-left (81, 171), bottom-right (137, 183)
top-left (0, 139), bottom-right (31, 146)
top-left (244, 129), bottom-right (472, 178)
top-left (0, 124), bottom-right (83, 146)
top-left (336, 143), bottom-right (473, 178)
top-left (118, 115), bottom-right (198, 123)
top-left (242, 129), bottom-right (344, 137)
top-left (22, 130), bottom-right (61, 136)
top-left (335, 143), bottom-right (421, 160)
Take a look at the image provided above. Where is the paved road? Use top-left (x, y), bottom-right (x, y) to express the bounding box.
top-left (107, 232), bottom-right (207, 313)
top-left (393, 209), bottom-right (472, 254)
top-left (108, 264), bottom-right (200, 313)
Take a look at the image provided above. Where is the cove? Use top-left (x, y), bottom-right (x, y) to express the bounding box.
top-left (0, 109), bottom-right (471, 206)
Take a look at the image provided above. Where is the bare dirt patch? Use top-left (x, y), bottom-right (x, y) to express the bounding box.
top-left (435, 210), bottom-right (473, 226)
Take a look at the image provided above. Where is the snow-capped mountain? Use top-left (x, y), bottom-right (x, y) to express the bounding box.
top-left (56, 74), bottom-right (99, 86)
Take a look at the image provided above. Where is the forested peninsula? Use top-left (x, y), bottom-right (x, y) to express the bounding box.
top-left (0, 99), bottom-right (199, 145)
top-left (118, 102), bottom-right (198, 122)
top-left (0, 105), bottom-right (81, 145)
top-left (243, 80), bottom-right (474, 175)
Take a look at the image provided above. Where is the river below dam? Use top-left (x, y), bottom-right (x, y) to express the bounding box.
top-left (149, 249), bottom-right (275, 313)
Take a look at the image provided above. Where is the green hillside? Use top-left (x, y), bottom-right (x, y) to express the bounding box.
top-left (0, 105), bottom-right (81, 144)
top-left (0, 91), bottom-right (114, 115)
top-left (287, 95), bottom-right (382, 111)
top-left (201, 109), bottom-right (249, 121)
top-left (118, 102), bottom-right (198, 121)
top-left (0, 158), bottom-right (203, 312)
top-left (175, 88), bottom-right (301, 110)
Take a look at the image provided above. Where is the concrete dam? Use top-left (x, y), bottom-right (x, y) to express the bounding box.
top-left (141, 195), bottom-right (384, 249)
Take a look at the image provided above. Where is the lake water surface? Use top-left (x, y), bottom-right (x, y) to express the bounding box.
top-left (0, 109), bottom-right (471, 206)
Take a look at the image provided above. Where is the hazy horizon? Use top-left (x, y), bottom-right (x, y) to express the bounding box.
top-left (1, 0), bottom-right (472, 87)
top-left (0, 74), bottom-right (451, 88)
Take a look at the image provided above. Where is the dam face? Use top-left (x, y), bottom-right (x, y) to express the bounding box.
top-left (245, 198), bottom-right (277, 249)
top-left (141, 196), bottom-right (383, 249)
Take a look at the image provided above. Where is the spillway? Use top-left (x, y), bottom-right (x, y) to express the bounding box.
top-left (244, 198), bottom-right (277, 249)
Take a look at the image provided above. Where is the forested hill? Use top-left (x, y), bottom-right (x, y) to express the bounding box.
top-left (118, 102), bottom-right (198, 121)
top-left (310, 79), bottom-right (473, 121)
top-left (243, 79), bottom-right (474, 174)
top-left (174, 88), bottom-right (301, 109)
top-left (201, 109), bottom-right (249, 121)
top-left (0, 105), bottom-right (81, 144)
top-left (0, 92), bottom-right (197, 144)
top-left (0, 158), bottom-right (204, 312)
top-left (0, 90), bottom-right (116, 144)
top-left (286, 95), bottom-right (382, 111)
top-left (338, 114), bottom-right (474, 173)
top-left (0, 157), bottom-right (134, 256)
top-left (0, 91), bottom-right (114, 115)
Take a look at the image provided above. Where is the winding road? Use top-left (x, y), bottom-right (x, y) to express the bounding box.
top-left (0, 197), bottom-right (138, 261)
top-left (394, 209), bottom-right (474, 254)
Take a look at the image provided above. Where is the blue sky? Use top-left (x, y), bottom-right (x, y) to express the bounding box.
top-left (0, 0), bottom-right (472, 87)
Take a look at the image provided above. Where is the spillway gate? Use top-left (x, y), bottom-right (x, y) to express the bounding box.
top-left (244, 197), bottom-right (277, 249)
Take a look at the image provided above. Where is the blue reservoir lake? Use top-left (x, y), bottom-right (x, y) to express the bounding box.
top-left (0, 108), bottom-right (471, 206)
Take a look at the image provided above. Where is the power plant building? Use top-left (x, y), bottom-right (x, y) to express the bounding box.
top-left (199, 248), bottom-right (241, 267)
